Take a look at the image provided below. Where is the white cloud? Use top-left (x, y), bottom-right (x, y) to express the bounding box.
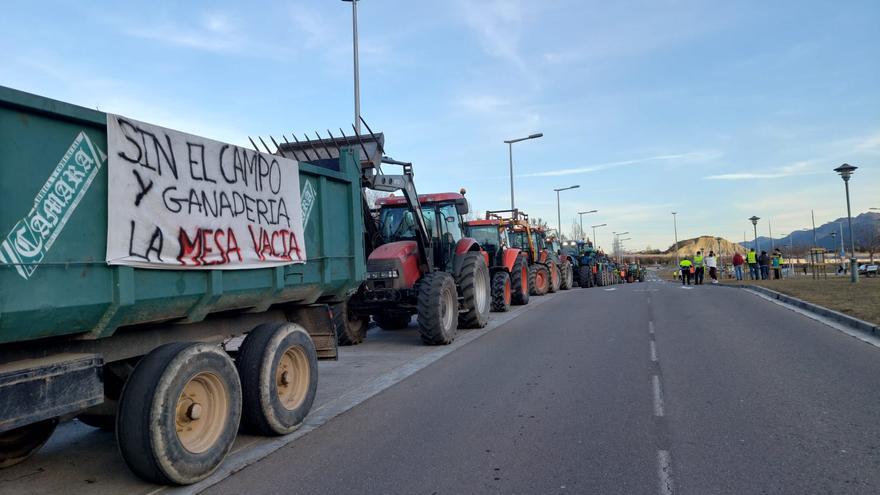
top-left (704, 161), bottom-right (820, 180)
top-left (520, 151), bottom-right (717, 177)
top-left (455, 0), bottom-right (527, 71)
top-left (123, 13), bottom-right (247, 54)
top-left (855, 131), bottom-right (880, 154)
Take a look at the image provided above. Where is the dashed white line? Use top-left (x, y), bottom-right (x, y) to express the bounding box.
top-left (652, 375), bottom-right (665, 417)
top-left (648, 321), bottom-right (655, 336)
top-left (657, 450), bottom-right (675, 495)
top-left (650, 340), bottom-right (658, 362)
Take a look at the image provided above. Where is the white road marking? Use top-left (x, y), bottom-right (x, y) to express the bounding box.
top-left (679, 286), bottom-right (693, 290)
top-left (650, 340), bottom-right (658, 362)
top-left (652, 375), bottom-right (665, 416)
top-left (649, 321), bottom-right (654, 335)
top-left (657, 450), bottom-right (675, 495)
top-left (604, 288), bottom-right (617, 291)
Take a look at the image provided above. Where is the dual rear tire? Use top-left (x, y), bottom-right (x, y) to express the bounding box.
top-left (117, 323), bottom-right (318, 485)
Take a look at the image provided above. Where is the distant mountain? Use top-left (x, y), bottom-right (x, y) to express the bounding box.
top-left (752, 211), bottom-right (880, 253)
top-left (663, 236), bottom-right (746, 257)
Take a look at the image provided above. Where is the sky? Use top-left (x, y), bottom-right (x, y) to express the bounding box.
top-left (2, 0), bottom-right (878, 252)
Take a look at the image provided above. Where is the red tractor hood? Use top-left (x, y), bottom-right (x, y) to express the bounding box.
top-left (368, 241), bottom-right (422, 288)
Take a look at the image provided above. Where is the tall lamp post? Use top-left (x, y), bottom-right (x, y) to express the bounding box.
top-left (554, 185), bottom-right (580, 239)
top-left (749, 216), bottom-right (760, 252)
top-left (342, 0), bottom-right (361, 133)
top-left (591, 223), bottom-right (606, 248)
top-left (833, 163), bottom-right (858, 283)
top-left (614, 231), bottom-right (629, 261)
top-left (504, 133), bottom-right (543, 210)
top-left (577, 210), bottom-right (597, 240)
top-left (671, 212), bottom-right (680, 268)
top-left (619, 237), bottom-right (632, 262)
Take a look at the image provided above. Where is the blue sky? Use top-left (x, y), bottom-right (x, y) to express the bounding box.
top-left (2, 0), bottom-right (878, 251)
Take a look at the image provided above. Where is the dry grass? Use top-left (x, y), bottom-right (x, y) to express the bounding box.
top-left (723, 276), bottom-right (880, 325)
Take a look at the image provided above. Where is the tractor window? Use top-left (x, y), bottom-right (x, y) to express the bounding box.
top-left (510, 231), bottom-right (529, 250)
top-left (466, 226), bottom-right (500, 249)
top-left (437, 204), bottom-right (463, 242)
top-left (378, 206), bottom-right (436, 242)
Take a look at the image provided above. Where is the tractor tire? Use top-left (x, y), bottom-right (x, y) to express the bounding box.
top-left (491, 271), bottom-right (511, 312)
top-left (510, 254), bottom-right (530, 305)
top-left (334, 302), bottom-right (369, 345)
top-left (560, 262), bottom-right (573, 290)
top-left (547, 260), bottom-right (560, 293)
top-left (417, 272), bottom-right (459, 345)
top-left (578, 266), bottom-right (592, 289)
top-left (117, 342), bottom-right (241, 485)
top-left (373, 312), bottom-right (411, 330)
top-left (456, 252), bottom-right (491, 329)
top-left (531, 264), bottom-right (550, 295)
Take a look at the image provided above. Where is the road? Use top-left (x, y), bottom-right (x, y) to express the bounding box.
top-left (205, 277), bottom-right (880, 495)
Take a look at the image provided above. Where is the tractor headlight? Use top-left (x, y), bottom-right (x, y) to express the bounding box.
top-left (367, 270), bottom-right (400, 280)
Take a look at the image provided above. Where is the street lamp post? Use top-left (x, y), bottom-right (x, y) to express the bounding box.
top-left (342, 0), bottom-right (361, 134)
top-left (671, 212), bottom-right (680, 268)
top-left (749, 216), bottom-right (760, 252)
top-left (619, 237), bottom-right (632, 262)
top-left (613, 231), bottom-right (629, 261)
top-left (577, 210), bottom-right (597, 240)
top-left (554, 185), bottom-right (580, 239)
top-left (591, 223), bottom-right (606, 248)
top-left (834, 163), bottom-right (859, 283)
top-left (504, 133), bottom-right (543, 210)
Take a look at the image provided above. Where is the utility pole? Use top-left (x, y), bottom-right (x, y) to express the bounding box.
top-left (343, 0), bottom-right (361, 134)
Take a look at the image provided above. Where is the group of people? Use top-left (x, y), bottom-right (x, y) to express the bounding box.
top-left (731, 248), bottom-right (785, 280)
top-left (678, 250), bottom-right (719, 285)
top-left (677, 248), bottom-right (786, 285)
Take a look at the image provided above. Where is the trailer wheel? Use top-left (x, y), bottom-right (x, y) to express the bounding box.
top-left (237, 323), bottom-right (318, 436)
top-left (417, 272), bottom-right (459, 345)
top-left (510, 255), bottom-right (530, 305)
top-left (117, 342), bottom-right (241, 485)
top-left (456, 252), bottom-right (490, 328)
top-left (547, 260), bottom-right (560, 293)
top-left (335, 302), bottom-right (368, 345)
top-left (491, 271), bottom-right (511, 312)
top-left (560, 262), bottom-right (573, 290)
top-left (0, 418), bottom-right (58, 468)
top-left (374, 312), bottom-right (412, 330)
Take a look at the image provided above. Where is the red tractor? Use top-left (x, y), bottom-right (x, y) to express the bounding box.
top-left (464, 218), bottom-right (530, 312)
top-left (488, 210), bottom-right (559, 296)
top-left (345, 159), bottom-right (490, 345)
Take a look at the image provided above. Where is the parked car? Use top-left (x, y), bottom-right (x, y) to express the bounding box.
top-left (858, 264), bottom-right (878, 277)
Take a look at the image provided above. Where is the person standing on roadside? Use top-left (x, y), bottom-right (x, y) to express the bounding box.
top-left (747, 248), bottom-right (759, 280)
top-left (758, 250), bottom-right (770, 280)
top-left (705, 250), bottom-right (718, 284)
top-left (772, 249), bottom-right (783, 279)
top-left (679, 257), bottom-right (693, 285)
top-left (693, 250), bottom-right (705, 285)
top-left (732, 251), bottom-right (745, 280)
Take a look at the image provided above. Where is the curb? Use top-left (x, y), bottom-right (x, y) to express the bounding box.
top-left (734, 284), bottom-right (879, 336)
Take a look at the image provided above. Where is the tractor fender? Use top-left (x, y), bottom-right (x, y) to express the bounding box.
top-left (452, 238), bottom-right (485, 275)
top-left (368, 240), bottom-right (422, 288)
top-left (501, 247), bottom-right (522, 272)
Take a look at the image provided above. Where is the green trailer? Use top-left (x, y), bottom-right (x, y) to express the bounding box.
top-left (0, 86), bottom-right (365, 483)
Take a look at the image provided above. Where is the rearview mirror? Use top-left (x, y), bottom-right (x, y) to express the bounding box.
top-left (455, 198), bottom-right (469, 215)
top-left (445, 216), bottom-right (456, 223)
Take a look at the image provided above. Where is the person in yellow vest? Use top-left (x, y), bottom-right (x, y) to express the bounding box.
top-left (693, 250), bottom-right (705, 285)
top-left (747, 248), bottom-right (759, 280)
top-left (679, 258), bottom-right (693, 285)
top-left (772, 249), bottom-right (784, 279)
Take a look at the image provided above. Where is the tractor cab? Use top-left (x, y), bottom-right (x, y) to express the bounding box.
top-left (463, 219), bottom-right (509, 269)
top-left (375, 192), bottom-right (470, 273)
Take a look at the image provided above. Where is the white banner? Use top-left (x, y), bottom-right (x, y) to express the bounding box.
top-left (106, 114), bottom-right (306, 269)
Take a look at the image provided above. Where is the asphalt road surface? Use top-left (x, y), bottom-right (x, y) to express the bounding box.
top-left (206, 278), bottom-right (880, 495)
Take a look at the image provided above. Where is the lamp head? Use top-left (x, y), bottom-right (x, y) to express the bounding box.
top-left (834, 163), bottom-right (857, 181)
top-left (749, 216), bottom-right (760, 225)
